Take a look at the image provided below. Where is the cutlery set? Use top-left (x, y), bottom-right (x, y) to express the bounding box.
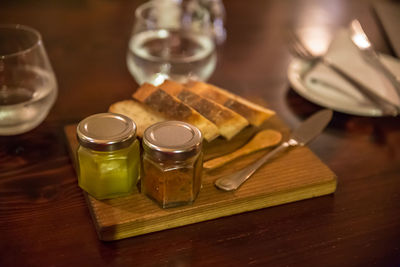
top-left (220, 19), bottom-right (400, 192)
top-left (289, 19), bottom-right (400, 116)
top-left (214, 109), bottom-right (333, 191)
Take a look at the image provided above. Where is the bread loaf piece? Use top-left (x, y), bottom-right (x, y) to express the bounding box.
top-left (109, 99), bottom-right (166, 137)
top-left (185, 81), bottom-right (275, 126)
top-left (159, 80), bottom-right (249, 140)
top-left (158, 80), bottom-right (183, 96)
top-left (132, 83), bottom-right (220, 142)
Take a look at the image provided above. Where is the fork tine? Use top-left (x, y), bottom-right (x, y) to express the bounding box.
top-left (289, 39), bottom-right (307, 58)
top-left (287, 31), bottom-right (304, 58)
top-left (292, 32), bottom-right (312, 57)
top-left (287, 38), bottom-right (303, 58)
top-left (287, 30), bottom-right (313, 59)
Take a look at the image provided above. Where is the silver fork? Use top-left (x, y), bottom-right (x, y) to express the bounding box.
top-left (287, 31), bottom-right (399, 116)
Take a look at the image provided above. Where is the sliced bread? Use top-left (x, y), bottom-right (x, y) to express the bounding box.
top-left (132, 83), bottom-right (220, 142)
top-left (109, 99), bottom-right (166, 138)
top-left (159, 80), bottom-right (249, 140)
top-left (185, 81), bottom-right (275, 126)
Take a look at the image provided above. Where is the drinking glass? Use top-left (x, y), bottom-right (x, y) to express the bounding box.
top-left (126, 0), bottom-right (217, 86)
top-left (197, 0), bottom-right (226, 44)
top-left (0, 24), bottom-right (57, 135)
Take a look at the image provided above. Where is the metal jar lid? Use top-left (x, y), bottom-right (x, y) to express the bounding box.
top-left (77, 113), bottom-right (137, 152)
top-left (143, 121), bottom-right (203, 162)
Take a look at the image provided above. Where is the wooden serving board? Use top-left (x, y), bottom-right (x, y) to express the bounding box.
top-left (64, 116), bottom-right (337, 241)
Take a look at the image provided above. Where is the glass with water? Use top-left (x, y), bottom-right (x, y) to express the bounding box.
top-left (0, 25), bottom-right (57, 135)
top-left (126, 0), bottom-right (217, 85)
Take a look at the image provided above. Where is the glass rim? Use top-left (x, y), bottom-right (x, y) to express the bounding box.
top-left (134, 0), bottom-right (210, 23)
top-left (135, 1), bottom-right (154, 20)
top-left (0, 24), bottom-right (42, 59)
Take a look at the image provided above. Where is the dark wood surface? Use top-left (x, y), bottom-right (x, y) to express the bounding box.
top-left (1, 0), bottom-right (399, 266)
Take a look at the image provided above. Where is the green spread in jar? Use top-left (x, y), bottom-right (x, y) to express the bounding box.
top-left (76, 113), bottom-right (140, 200)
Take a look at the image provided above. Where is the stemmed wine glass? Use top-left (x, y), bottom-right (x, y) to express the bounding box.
top-left (0, 24), bottom-right (57, 135)
top-left (126, 0), bottom-right (217, 86)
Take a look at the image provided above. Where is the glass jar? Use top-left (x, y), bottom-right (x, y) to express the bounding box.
top-left (142, 121), bottom-right (203, 208)
top-left (76, 113), bottom-right (140, 200)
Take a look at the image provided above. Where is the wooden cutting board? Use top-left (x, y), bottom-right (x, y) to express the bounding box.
top-left (64, 115), bottom-right (337, 241)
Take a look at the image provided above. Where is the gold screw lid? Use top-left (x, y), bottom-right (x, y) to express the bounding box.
top-left (143, 121), bottom-right (203, 161)
top-left (77, 113), bottom-right (136, 151)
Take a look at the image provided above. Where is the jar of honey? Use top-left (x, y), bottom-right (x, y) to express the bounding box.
top-left (142, 121), bottom-right (203, 208)
top-left (76, 113), bottom-right (140, 200)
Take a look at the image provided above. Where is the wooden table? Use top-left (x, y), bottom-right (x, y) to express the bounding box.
top-left (1, 0), bottom-right (399, 266)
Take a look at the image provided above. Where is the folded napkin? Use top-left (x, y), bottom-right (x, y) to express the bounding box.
top-left (374, 1), bottom-right (400, 58)
top-left (304, 29), bottom-right (400, 114)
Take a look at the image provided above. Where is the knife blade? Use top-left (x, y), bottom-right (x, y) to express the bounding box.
top-left (214, 109), bottom-right (333, 191)
top-left (350, 19), bottom-right (400, 101)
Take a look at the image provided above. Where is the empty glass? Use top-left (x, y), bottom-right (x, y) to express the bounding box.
top-left (126, 0), bottom-right (217, 85)
top-left (0, 24), bottom-right (57, 135)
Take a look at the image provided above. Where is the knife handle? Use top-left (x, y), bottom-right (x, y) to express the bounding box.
top-left (214, 141), bottom-right (294, 191)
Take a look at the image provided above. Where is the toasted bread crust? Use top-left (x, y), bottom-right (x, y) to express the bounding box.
top-left (159, 81), bottom-right (249, 139)
top-left (176, 90), bottom-right (249, 139)
top-left (116, 80), bottom-right (275, 141)
top-left (109, 99), bottom-right (166, 137)
top-left (132, 82), bottom-right (158, 100)
top-left (185, 81), bottom-right (275, 126)
top-left (158, 80), bottom-right (183, 96)
top-left (132, 83), bottom-right (219, 141)
top-left (145, 89), bottom-right (193, 120)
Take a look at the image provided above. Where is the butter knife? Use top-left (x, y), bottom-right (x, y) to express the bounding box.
top-left (350, 19), bottom-right (400, 100)
top-left (215, 109), bottom-right (333, 191)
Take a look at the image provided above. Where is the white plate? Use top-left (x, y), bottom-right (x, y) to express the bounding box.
top-left (287, 58), bottom-right (385, 117)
